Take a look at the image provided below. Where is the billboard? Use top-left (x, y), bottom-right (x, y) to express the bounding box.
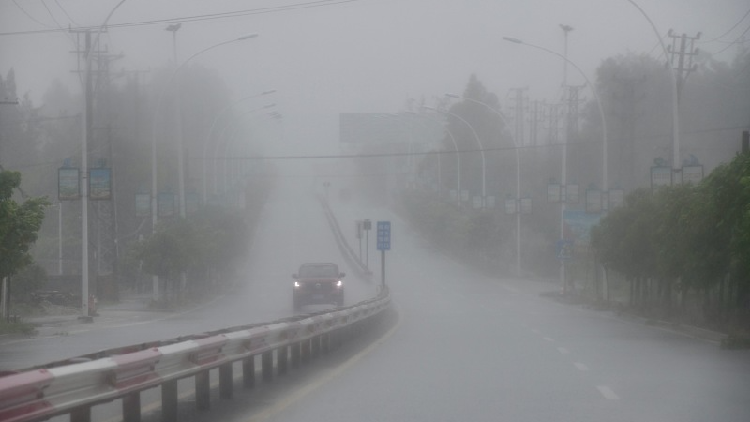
top-left (651, 166), bottom-right (672, 188)
top-left (566, 184), bottom-right (579, 204)
top-left (547, 183), bottom-right (561, 203)
top-left (586, 189), bottom-right (602, 214)
top-left (58, 168), bottom-right (80, 200)
top-left (520, 197), bottom-right (532, 214)
top-left (89, 168), bottom-right (112, 200)
top-left (683, 165), bottom-right (704, 185)
top-left (158, 192), bottom-right (176, 217)
top-left (135, 193), bottom-right (150, 218)
top-left (563, 209), bottom-right (602, 246)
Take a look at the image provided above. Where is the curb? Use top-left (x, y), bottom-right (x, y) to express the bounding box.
top-left (541, 291), bottom-right (729, 345)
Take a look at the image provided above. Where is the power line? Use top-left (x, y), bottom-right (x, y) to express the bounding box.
top-left (701, 7), bottom-right (750, 43)
top-left (713, 24), bottom-right (750, 55)
top-left (10, 0), bottom-right (52, 29)
top-left (203, 139), bottom-right (603, 162)
top-left (41, 0), bottom-right (64, 30)
top-left (53, 0), bottom-right (80, 27)
top-left (0, 0), bottom-right (368, 37)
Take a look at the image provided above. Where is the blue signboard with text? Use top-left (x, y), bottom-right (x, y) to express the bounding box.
top-left (377, 221), bottom-right (391, 251)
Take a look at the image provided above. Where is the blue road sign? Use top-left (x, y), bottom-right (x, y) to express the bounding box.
top-left (377, 221), bottom-right (391, 251)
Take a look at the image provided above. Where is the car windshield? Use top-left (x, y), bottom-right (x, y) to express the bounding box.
top-left (299, 264), bottom-right (338, 278)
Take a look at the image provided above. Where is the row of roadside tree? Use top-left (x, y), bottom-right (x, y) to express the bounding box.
top-left (591, 150), bottom-right (750, 329)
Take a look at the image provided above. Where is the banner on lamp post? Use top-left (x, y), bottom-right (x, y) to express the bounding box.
top-left (58, 167), bottom-right (80, 201)
top-left (135, 193), bottom-right (150, 217)
top-left (89, 168), bottom-right (112, 200)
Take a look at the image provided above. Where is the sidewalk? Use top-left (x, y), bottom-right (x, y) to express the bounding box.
top-left (1, 293), bottom-right (159, 342)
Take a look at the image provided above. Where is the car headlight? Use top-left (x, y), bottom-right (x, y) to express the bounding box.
top-left (336, 280), bottom-right (343, 287)
top-left (294, 281), bottom-right (300, 288)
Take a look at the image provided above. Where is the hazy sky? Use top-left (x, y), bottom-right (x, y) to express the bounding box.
top-left (1, 0), bottom-right (748, 154)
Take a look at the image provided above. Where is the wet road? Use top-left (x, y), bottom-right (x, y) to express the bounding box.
top-left (224, 200), bottom-right (750, 422)
top-left (4, 173), bottom-right (750, 422)
top-left (0, 173), bottom-right (377, 371)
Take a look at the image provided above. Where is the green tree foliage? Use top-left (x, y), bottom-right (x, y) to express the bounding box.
top-left (703, 152), bottom-right (750, 307)
top-left (0, 171), bottom-right (49, 280)
top-left (592, 152), bottom-right (750, 320)
top-left (135, 206), bottom-right (250, 290)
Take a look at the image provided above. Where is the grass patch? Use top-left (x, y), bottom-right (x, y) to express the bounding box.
top-left (0, 320), bottom-right (37, 335)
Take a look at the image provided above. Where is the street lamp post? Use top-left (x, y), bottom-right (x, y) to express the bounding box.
top-left (504, 34), bottom-right (609, 293)
top-left (202, 90), bottom-right (276, 202)
top-left (422, 105), bottom-right (486, 205)
top-left (150, 33), bottom-right (258, 301)
top-left (445, 94), bottom-right (522, 276)
top-left (621, 0), bottom-right (680, 179)
top-left (165, 23), bottom-right (181, 64)
top-left (211, 104), bottom-right (276, 196)
top-left (79, 0), bottom-right (128, 318)
top-left (220, 110), bottom-right (280, 195)
top-left (405, 111), bottom-right (461, 206)
top-left (503, 37), bottom-right (609, 193)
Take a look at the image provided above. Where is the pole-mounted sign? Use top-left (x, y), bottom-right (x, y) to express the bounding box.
top-left (377, 221), bottom-right (391, 289)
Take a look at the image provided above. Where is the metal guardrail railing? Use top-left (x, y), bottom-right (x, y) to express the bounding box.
top-left (318, 194), bottom-right (373, 278)
top-left (0, 291), bottom-right (391, 422)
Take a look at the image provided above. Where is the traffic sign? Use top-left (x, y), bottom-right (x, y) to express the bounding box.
top-left (377, 221), bottom-right (391, 251)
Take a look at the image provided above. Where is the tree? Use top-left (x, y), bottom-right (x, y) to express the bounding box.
top-left (0, 171), bottom-right (49, 292)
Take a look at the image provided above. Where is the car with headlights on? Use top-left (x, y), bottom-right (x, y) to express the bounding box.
top-left (293, 263), bottom-right (345, 310)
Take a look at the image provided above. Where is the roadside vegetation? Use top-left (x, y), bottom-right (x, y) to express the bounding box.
top-left (0, 170), bottom-right (49, 333)
top-left (591, 152), bottom-right (750, 334)
top-left (0, 62), bottom-right (274, 320)
top-left (379, 51), bottom-right (750, 336)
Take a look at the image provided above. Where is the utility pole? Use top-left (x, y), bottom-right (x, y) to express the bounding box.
top-left (609, 75), bottom-right (644, 191)
top-left (508, 87), bottom-right (528, 146)
top-left (71, 29), bottom-right (123, 306)
top-left (667, 30), bottom-right (700, 182)
top-left (546, 102), bottom-right (562, 145)
top-left (70, 29), bottom-right (95, 318)
top-left (528, 99), bottom-right (546, 146)
top-left (560, 23), bottom-right (573, 295)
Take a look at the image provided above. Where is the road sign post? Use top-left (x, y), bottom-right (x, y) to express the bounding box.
top-left (364, 219), bottom-right (371, 269)
top-left (377, 221), bottom-right (391, 289)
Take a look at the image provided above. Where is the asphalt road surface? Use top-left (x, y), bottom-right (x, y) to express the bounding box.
top-left (212, 196), bottom-right (750, 422)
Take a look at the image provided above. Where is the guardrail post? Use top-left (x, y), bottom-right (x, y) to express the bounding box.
top-left (291, 341), bottom-right (301, 368)
top-left (277, 346), bottom-right (288, 375)
top-left (333, 328), bottom-right (343, 348)
top-left (70, 405), bottom-right (91, 422)
top-left (243, 356), bottom-right (255, 389)
top-left (301, 339), bottom-right (311, 363)
top-left (162, 380), bottom-right (178, 422)
top-left (123, 391), bottom-right (142, 422)
top-left (262, 351), bottom-right (273, 382)
top-left (310, 335), bottom-right (319, 357)
top-left (219, 363), bottom-right (233, 399)
top-left (196, 370), bottom-right (211, 411)
top-left (321, 333), bottom-right (330, 352)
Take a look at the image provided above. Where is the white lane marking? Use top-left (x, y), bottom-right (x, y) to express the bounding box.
top-left (597, 385), bottom-right (620, 400)
top-left (574, 362), bottom-right (589, 371)
top-left (543, 337), bottom-right (555, 342)
top-left (557, 347), bottom-right (570, 354)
